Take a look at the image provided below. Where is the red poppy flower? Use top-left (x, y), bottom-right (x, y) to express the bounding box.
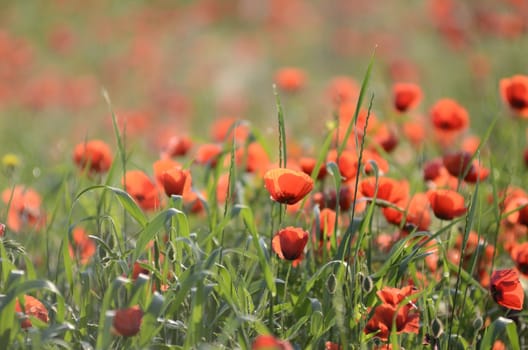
top-left (510, 243), bottom-right (528, 276)
top-left (427, 189), bottom-right (467, 220)
top-left (195, 143), bottom-right (223, 167)
top-left (490, 269), bottom-right (524, 310)
top-left (68, 227), bottom-right (96, 265)
top-left (252, 335), bottom-right (293, 350)
top-left (327, 76), bottom-right (360, 105)
top-left (132, 260), bottom-right (150, 280)
top-left (403, 119), bottom-right (426, 147)
top-left (73, 139), bottom-right (113, 174)
top-left (364, 286), bottom-right (419, 341)
top-left (235, 142), bottom-right (270, 174)
top-left (315, 208), bottom-right (338, 239)
top-left (272, 227), bottom-right (309, 265)
top-left (430, 98), bottom-right (469, 133)
top-left (210, 117), bottom-right (249, 143)
top-left (299, 157), bottom-right (327, 180)
top-left (153, 159), bottom-right (181, 185)
top-left (122, 171), bottom-right (160, 211)
top-left (162, 135), bottom-right (192, 158)
top-left (274, 67), bottom-right (306, 93)
top-left (264, 168), bottom-right (314, 205)
top-left (15, 295), bottom-right (49, 329)
top-left (393, 82), bottom-right (422, 113)
top-left (325, 342), bottom-right (341, 350)
top-left (113, 305), bottom-right (143, 336)
top-left (372, 123), bottom-right (399, 153)
top-left (500, 75), bottom-right (528, 117)
top-left (161, 168), bottom-right (191, 197)
top-left (442, 151), bottom-right (473, 177)
top-left (2, 186), bottom-right (45, 232)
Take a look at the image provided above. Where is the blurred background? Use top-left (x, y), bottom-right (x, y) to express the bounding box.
top-left (0, 0), bottom-right (526, 177)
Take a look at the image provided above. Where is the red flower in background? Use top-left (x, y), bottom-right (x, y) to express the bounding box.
top-left (299, 156), bottom-right (326, 180)
top-left (327, 76), bottom-right (359, 105)
top-left (430, 98), bottom-right (469, 133)
top-left (274, 67), bottom-right (306, 93)
top-left (122, 170), bottom-right (160, 211)
top-left (427, 189), bottom-right (467, 220)
top-left (68, 227), bottom-right (96, 265)
top-left (15, 295), bottom-right (49, 329)
top-left (393, 82), bottom-right (422, 113)
top-left (73, 139), bottom-right (113, 174)
top-left (2, 186), bottom-right (45, 232)
top-left (272, 227), bottom-right (309, 266)
top-left (112, 305), bottom-right (143, 337)
top-left (195, 143), bottom-right (223, 167)
top-left (264, 168), bottom-right (314, 205)
top-left (162, 135), bottom-right (192, 158)
top-left (490, 269), bottom-right (524, 310)
top-left (500, 75), bottom-right (528, 117)
top-left (510, 243), bottom-right (528, 276)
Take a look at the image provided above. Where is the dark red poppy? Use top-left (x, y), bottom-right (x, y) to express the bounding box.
top-left (442, 151), bottom-right (473, 177)
top-left (113, 305), bottom-right (143, 336)
top-left (264, 168), bottom-right (314, 205)
top-left (393, 82), bottom-right (422, 113)
top-left (427, 189), bottom-right (467, 220)
top-left (15, 295), bottom-right (49, 329)
top-left (490, 269), bottom-right (524, 310)
top-left (161, 168), bottom-right (191, 197)
top-left (122, 171), bottom-right (160, 211)
top-left (500, 75), bottom-right (528, 117)
top-left (430, 98), bottom-right (469, 133)
top-left (73, 139), bottom-right (113, 174)
top-left (252, 335), bottom-right (293, 350)
top-left (272, 227), bottom-right (309, 265)
top-left (274, 67), bottom-right (306, 93)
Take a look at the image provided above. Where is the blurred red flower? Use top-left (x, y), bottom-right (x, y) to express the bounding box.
top-left (500, 75), bottom-right (528, 117)
top-left (274, 67), bottom-right (306, 93)
top-left (430, 98), bottom-right (469, 133)
top-left (252, 335), bottom-right (293, 350)
top-left (122, 170), bottom-right (160, 211)
top-left (68, 227), bottom-right (96, 265)
top-left (393, 82), bottom-right (422, 113)
top-left (112, 305), bottom-right (143, 337)
top-left (72, 139), bottom-right (113, 174)
top-left (427, 189), bottom-right (467, 220)
top-left (15, 295), bottom-right (49, 329)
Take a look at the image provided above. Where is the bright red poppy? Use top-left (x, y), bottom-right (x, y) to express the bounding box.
top-left (490, 269), bottom-right (524, 310)
top-left (162, 135), bottom-right (192, 158)
top-left (510, 242), bottom-right (528, 276)
top-left (392, 82), bottom-right (422, 113)
top-left (113, 305), bottom-right (143, 337)
top-left (427, 189), bottom-right (467, 220)
top-left (161, 168), bottom-right (191, 197)
top-left (500, 75), bottom-right (528, 117)
top-left (2, 186), bottom-right (45, 232)
top-left (264, 168), bottom-right (314, 205)
top-left (73, 139), bottom-right (113, 174)
top-left (122, 170), bottom-right (160, 211)
top-left (15, 295), bottom-right (49, 329)
top-left (252, 335), bottom-right (293, 350)
top-left (299, 157), bottom-right (327, 180)
top-left (272, 226), bottom-right (309, 265)
top-left (364, 286), bottom-right (419, 341)
top-left (195, 143), bottom-right (223, 167)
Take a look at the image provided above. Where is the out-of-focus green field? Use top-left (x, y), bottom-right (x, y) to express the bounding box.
top-left (0, 0), bottom-right (528, 349)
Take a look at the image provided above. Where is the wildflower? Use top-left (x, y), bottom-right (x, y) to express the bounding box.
top-left (252, 335), bottom-right (293, 350)
top-left (72, 140), bottom-right (113, 174)
top-left (15, 295), bottom-right (49, 329)
top-left (112, 305), bottom-right (143, 337)
top-left (153, 158), bottom-right (181, 186)
top-left (272, 227), bottom-right (309, 265)
top-left (327, 76), bottom-right (359, 105)
top-left (393, 82), bottom-right (422, 113)
top-left (122, 171), bottom-right (160, 211)
top-left (2, 186), bottom-right (45, 232)
top-left (264, 168), bottom-right (314, 205)
top-left (427, 189), bottom-right (467, 220)
top-left (274, 67), bottom-right (306, 93)
top-left (364, 286), bottom-right (420, 341)
top-left (490, 269), bottom-right (524, 310)
top-left (299, 157), bottom-right (327, 180)
top-left (235, 142), bottom-right (270, 174)
top-left (210, 117), bottom-right (249, 143)
top-left (430, 98), bottom-right (469, 133)
top-left (68, 227), bottom-right (96, 265)
top-left (510, 242), bottom-right (528, 276)
top-left (161, 168), bottom-right (191, 197)
top-left (162, 135), bottom-right (192, 158)
top-left (500, 75), bottom-right (528, 117)
top-left (195, 143), bottom-right (223, 167)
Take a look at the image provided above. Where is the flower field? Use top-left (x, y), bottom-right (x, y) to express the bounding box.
top-left (1, 0), bottom-right (528, 349)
